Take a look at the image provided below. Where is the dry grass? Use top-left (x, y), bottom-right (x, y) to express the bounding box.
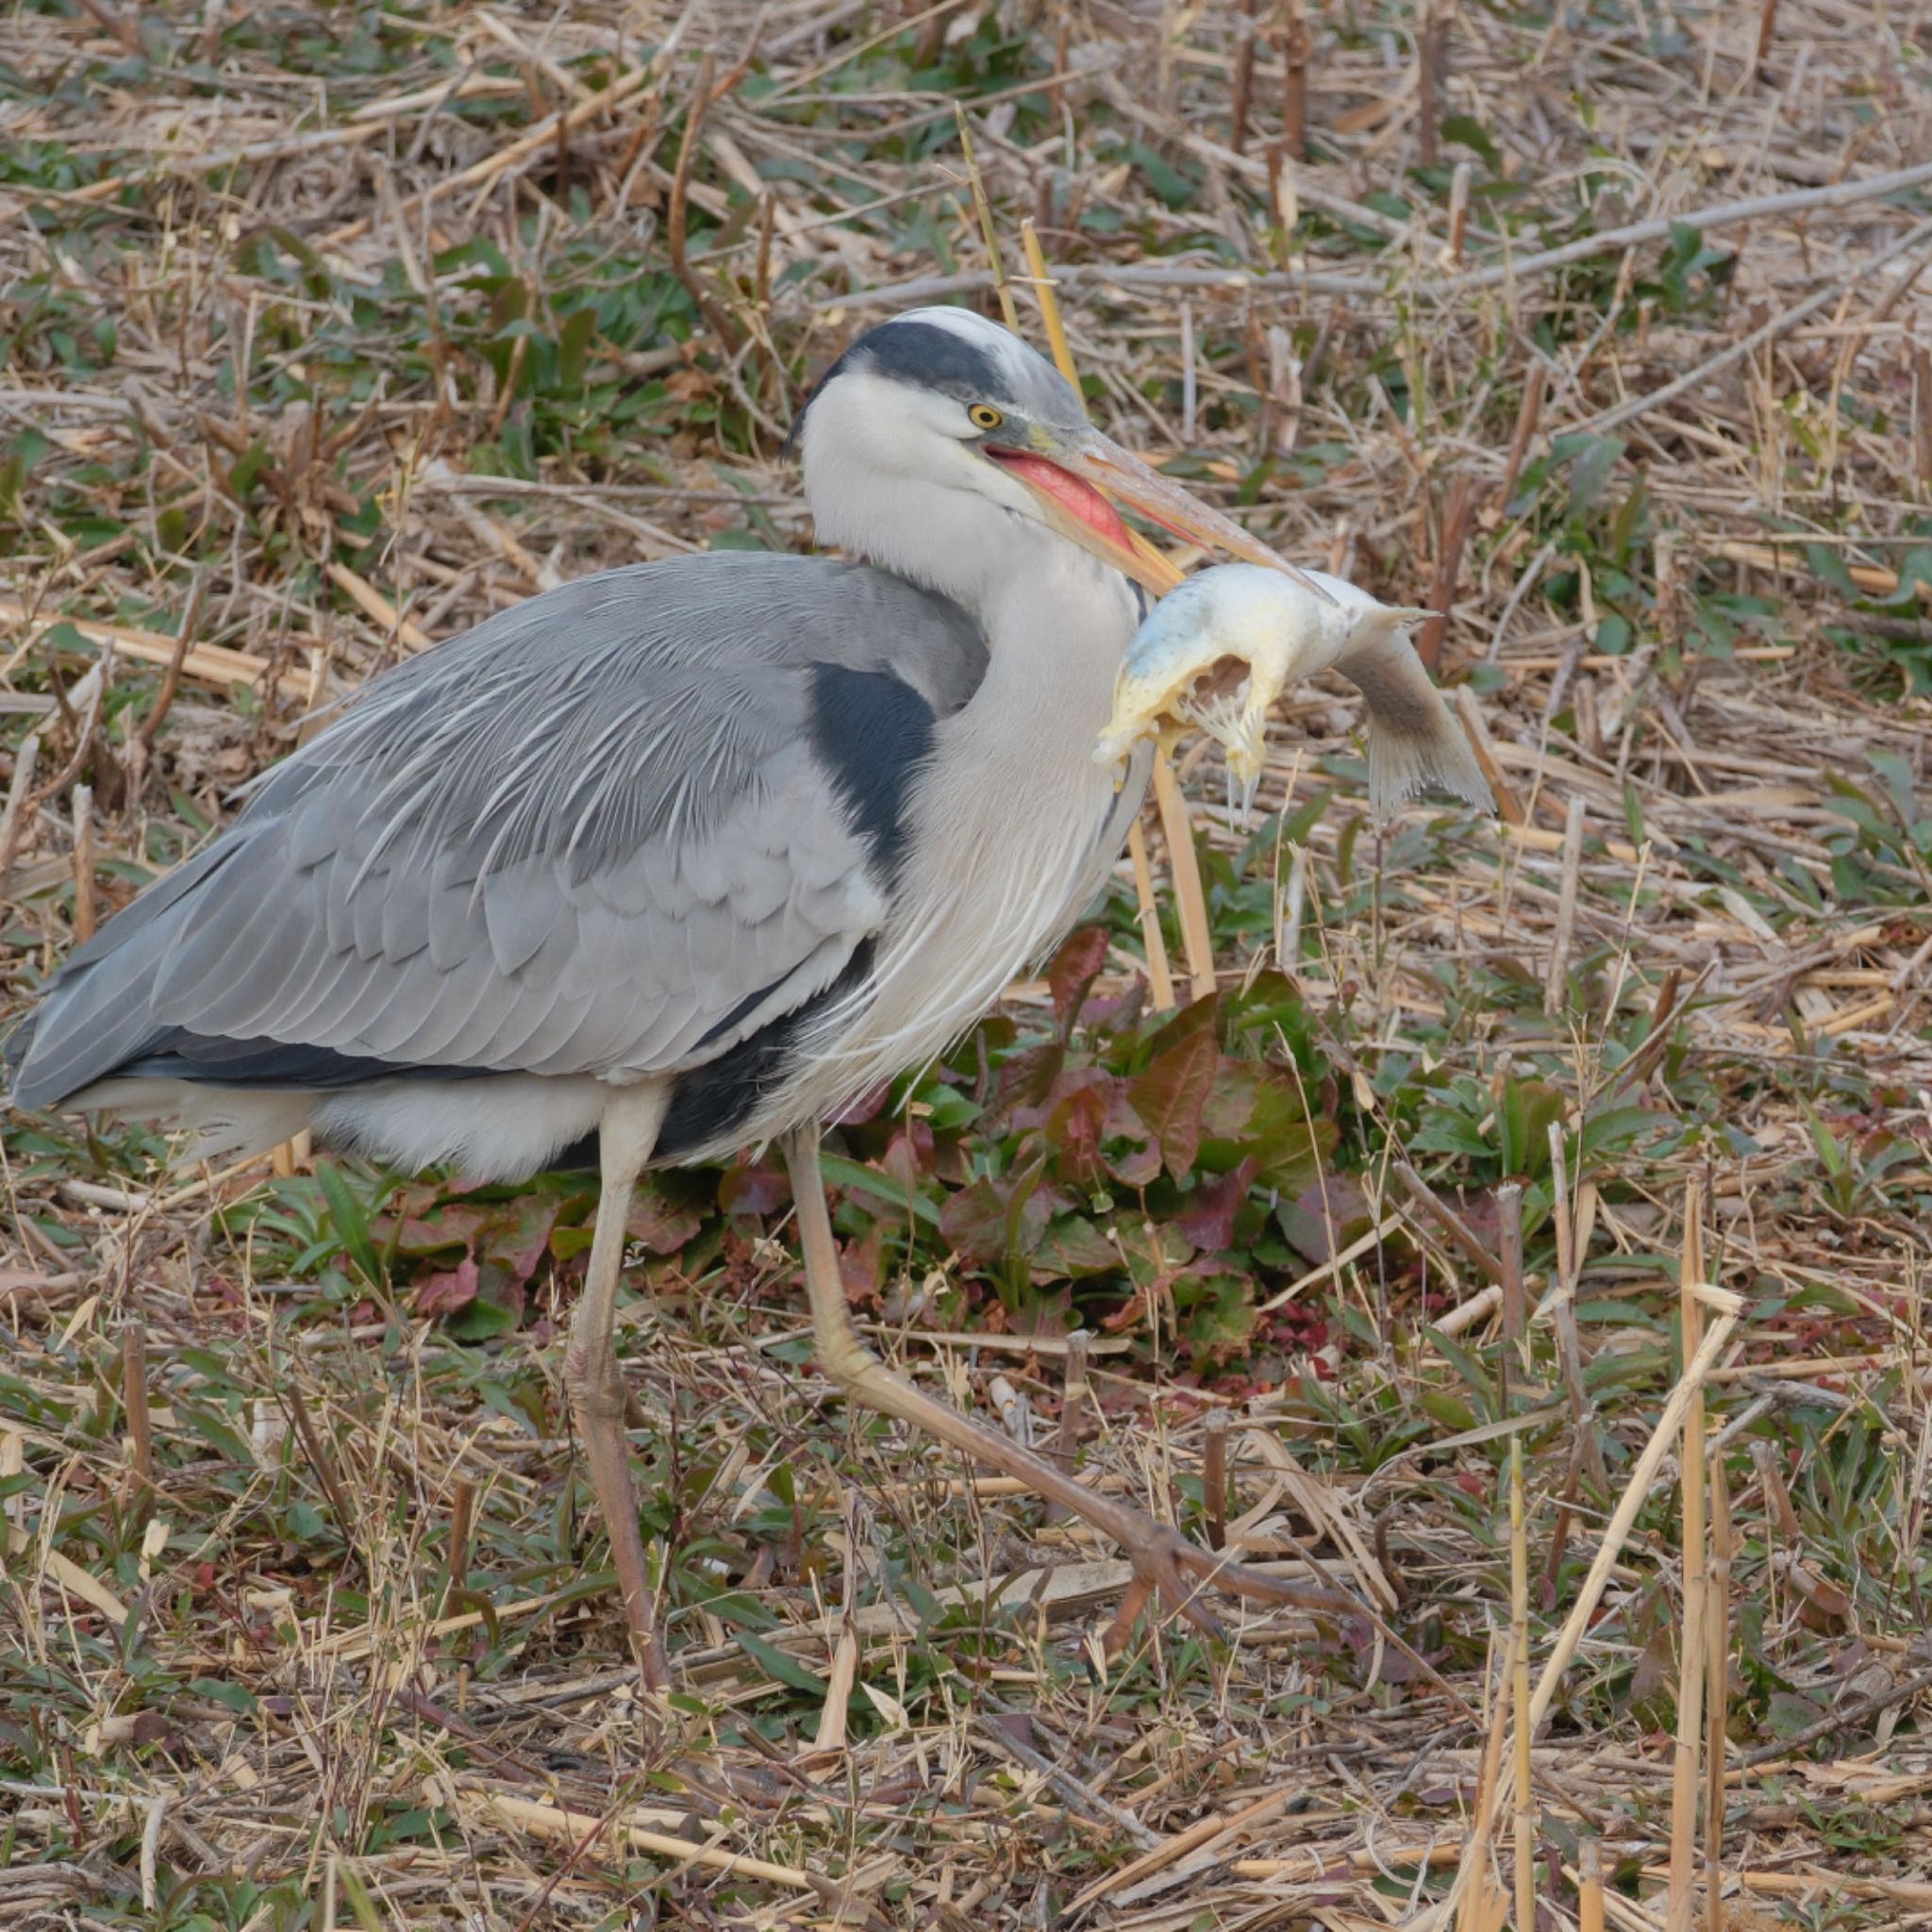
top-left (4, 2), bottom-right (1932, 1927)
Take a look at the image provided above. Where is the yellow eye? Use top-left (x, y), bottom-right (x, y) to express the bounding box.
top-left (967, 404), bottom-right (1004, 431)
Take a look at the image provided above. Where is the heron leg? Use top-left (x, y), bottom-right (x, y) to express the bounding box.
top-left (565, 1083), bottom-right (672, 1692)
top-left (780, 1125), bottom-right (1358, 1652)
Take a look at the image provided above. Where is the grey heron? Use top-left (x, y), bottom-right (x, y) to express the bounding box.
top-left (8, 308), bottom-right (1474, 1691)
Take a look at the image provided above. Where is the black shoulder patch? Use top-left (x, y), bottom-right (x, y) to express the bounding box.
top-left (807, 660), bottom-right (935, 888)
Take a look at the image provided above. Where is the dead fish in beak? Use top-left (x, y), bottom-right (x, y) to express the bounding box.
top-left (1094, 564), bottom-right (1496, 825)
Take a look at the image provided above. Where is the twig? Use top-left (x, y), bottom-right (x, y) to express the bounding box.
top-left (1668, 1182), bottom-right (1711, 1932)
top-left (1509, 1439), bottom-right (1536, 1932)
top-left (75, 0), bottom-right (141, 53)
top-left (822, 159), bottom-right (1932, 308)
top-left (1417, 474), bottom-right (1481, 674)
top-left (122, 1320), bottom-right (151, 1513)
top-left (1396, 1160), bottom-right (1504, 1284)
top-left (281, 1382), bottom-right (358, 1546)
top-left (1738, 1661), bottom-right (1932, 1768)
top-left (975, 1713), bottom-right (1159, 1848)
top-left (0, 731), bottom-right (41, 891)
top-left (955, 107), bottom-right (1018, 331)
top-left (1153, 753), bottom-right (1218, 1002)
top-left (133, 570), bottom-right (204, 765)
top-left (70, 784), bottom-right (95, 942)
top-left (1203, 1409), bottom-right (1228, 1551)
top-left (1706, 1454), bottom-right (1732, 1932)
top-left (1436, 1313), bottom-right (1740, 1924)
top-left (667, 55), bottom-right (742, 355)
top-left (1545, 794), bottom-right (1587, 1014)
top-left (1278, 2), bottom-right (1310, 162)
top-left (1416, 0), bottom-right (1448, 170)
top-left (1576, 218), bottom-right (1932, 439)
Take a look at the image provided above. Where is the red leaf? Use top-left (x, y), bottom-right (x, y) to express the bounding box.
top-left (412, 1257), bottom-right (479, 1318)
top-left (1128, 1013), bottom-right (1221, 1178)
top-left (940, 1174), bottom-right (1050, 1267)
top-left (1043, 1070), bottom-right (1113, 1189)
top-left (1277, 1173), bottom-right (1371, 1265)
top-left (625, 1190), bottom-right (706, 1255)
top-left (829, 1080), bottom-right (891, 1126)
top-left (719, 1159), bottom-right (791, 1218)
top-left (881, 1121), bottom-right (935, 1190)
top-left (1174, 1158), bottom-right (1257, 1252)
top-left (479, 1194), bottom-right (560, 1283)
top-left (1048, 925), bottom-right (1110, 1027)
top-left (992, 1041), bottom-right (1064, 1126)
top-left (839, 1225), bottom-right (882, 1307)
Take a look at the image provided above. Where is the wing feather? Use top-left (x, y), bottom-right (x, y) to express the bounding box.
top-left (9, 553), bottom-right (987, 1111)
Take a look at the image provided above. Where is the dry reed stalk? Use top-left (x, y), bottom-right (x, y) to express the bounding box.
top-left (1545, 794), bottom-right (1587, 1014)
top-left (1496, 1181), bottom-right (1524, 1354)
top-left (1451, 685), bottom-right (1524, 824)
top-left (1436, 1311), bottom-right (1740, 1925)
top-left (1706, 1453), bottom-right (1733, 1932)
top-left (129, 568), bottom-right (203, 795)
top-left (69, 783), bottom-right (94, 942)
top-left (1578, 1837), bottom-right (1606, 1932)
top-left (467, 1788), bottom-right (824, 1894)
top-left (1416, 474), bottom-right (1480, 675)
top-left (1508, 1437), bottom-right (1536, 1931)
top-left (0, 731), bottom-right (42, 889)
top-left (446, 1478), bottom-right (475, 1604)
top-left (1912, 343), bottom-right (1932, 489)
top-left (0, 600), bottom-right (310, 704)
top-left (1154, 755), bottom-right (1219, 1001)
top-left (1228, 0), bottom-right (1259, 152)
top-left (1204, 1408), bottom-right (1228, 1550)
top-left (1495, 363), bottom-right (1546, 514)
top-left (1019, 217), bottom-right (1178, 1010)
top-left (1278, 2), bottom-right (1310, 161)
top-left (325, 560), bottom-right (431, 652)
top-left (956, 108), bottom-right (1018, 331)
top-left (1446, 160), bottom-right (1473, 266)
top-left (1457, 1637), bottom-right (1508, 1932)
top-left (1546, 1120), bottom-right (1607, 1491)
top-left (122, 1319), bottom-right (151, 1514)
top-left (1043, 1328), bottom-right (1092, 1524)
top-left (1416, 1), bottom-right (1446, 169)
top-left (1126, 820), bottom-right (1177, 1010)
top-left (1668, 1183), bottom-right (1712, 1932)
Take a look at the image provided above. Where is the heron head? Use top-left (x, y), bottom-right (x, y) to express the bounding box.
top-left (789, 308), bottom-right (1324, 598)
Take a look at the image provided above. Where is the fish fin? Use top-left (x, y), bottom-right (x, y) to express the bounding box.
top-left (1336, 623), bottom-right (1496, 819)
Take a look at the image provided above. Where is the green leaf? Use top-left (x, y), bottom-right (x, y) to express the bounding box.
top-left (1567, 434), bottom-right (1625, 516)
top-left (1440, 113), bottom-right (1500, 169)
top-left (736, 1631), bottom-right (827, 1699)
top-left (314, 1162), bottom-right (380, 1284)
top-left (1124, 142), bottom-right (1194, 208)
top-left (191, 1676), bottom-right (259, 1715)
top-left (1577, 1105), bottom-right (1657, 1166)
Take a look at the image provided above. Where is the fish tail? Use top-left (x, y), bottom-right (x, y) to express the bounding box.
top-left (1337, 623), bottom-right (1496, 820)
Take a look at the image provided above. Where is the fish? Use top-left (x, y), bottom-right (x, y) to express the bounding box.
top-left (1094, 564), bottom-right (1496, 825)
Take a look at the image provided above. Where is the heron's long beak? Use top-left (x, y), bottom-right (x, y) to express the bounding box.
top-left (986, 427), bottom-right (1333, 603)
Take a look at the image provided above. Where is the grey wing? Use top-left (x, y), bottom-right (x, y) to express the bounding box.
top-left (8, 553), bottom-right (989, 1108)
